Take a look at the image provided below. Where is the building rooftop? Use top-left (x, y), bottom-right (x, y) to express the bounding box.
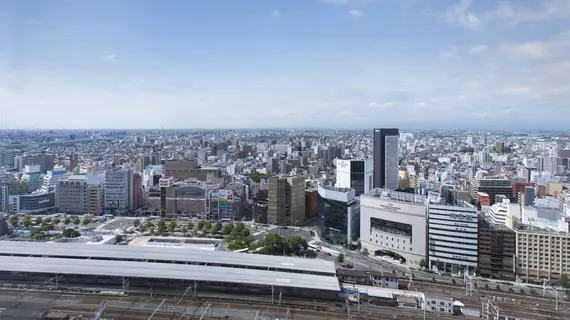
top-left (0, 255), bottom-right (340, 292)
top-left (363, 188), bottom-right (426, 205)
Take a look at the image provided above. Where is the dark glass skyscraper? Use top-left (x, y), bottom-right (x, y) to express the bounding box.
top-left (373, 128), bottom-right (399, 190)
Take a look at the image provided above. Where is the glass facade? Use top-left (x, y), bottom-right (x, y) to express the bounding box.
top-left (319, 196), bottom-right (360, 245)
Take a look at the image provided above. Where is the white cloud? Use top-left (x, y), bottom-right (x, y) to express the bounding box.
top-left (102, 54), bottom-right (118, 63)
top-left (442, 0), bottom-right (480, 30)
top-left (498, 30), bottom-right (570, 60)
top-left (321, 0), bottom-right (353, 4)
top-left (483, 0), bottom-right (570, 26)
top-left (446, 0), bottom-right (570, 29)
top-left (500, 42), bottom-right (550, 60)
top-left (439, 46), bottom-right (460, 59)
top-left (348, 10), bottom-right (363, 18)
top-left (468, 45), bottom-right (488, 55)
top-left (271, 10), bottom-right (280, 17)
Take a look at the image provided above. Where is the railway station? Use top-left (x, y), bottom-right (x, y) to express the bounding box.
top-left (0, 242), bottom-right (340, 299)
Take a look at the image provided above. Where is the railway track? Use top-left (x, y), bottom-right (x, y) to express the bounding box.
top-left (0, 290), bottom-right (474, 320)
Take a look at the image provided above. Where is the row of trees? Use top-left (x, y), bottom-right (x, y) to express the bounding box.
top-left (133, 218), bottom-right (231, 236)
top-left (225, 222), bottom-right (253, 250)
top-left (249, 234), bottom-right (308, 256)
top-left (10, 215), bottom-right (91, 229)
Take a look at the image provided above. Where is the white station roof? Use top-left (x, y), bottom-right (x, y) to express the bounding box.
top-left (0, 255), bottom-right (341, 292)
top-left (0, 241), bottom-right (335, 275)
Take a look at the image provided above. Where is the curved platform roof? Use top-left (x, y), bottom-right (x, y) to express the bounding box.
top-left (0, 256), bottom-right (341, 292)
top-left (0, 241), bottom-right (335, 275)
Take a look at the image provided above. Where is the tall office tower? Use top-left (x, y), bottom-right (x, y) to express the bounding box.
top-left (478, 218), bottom-right (516, 280)
top-left (0, 185), bottom-right (9, 212)
top-left (317, 186), bottom-right (360, 245)
top-left (373, 128), bottom-right (399, 190)
top-left (87, 185), bottom-right (103, 216)
top-left (495, 142), bottom-right (505, 153)
top-left (335, 158), bottom-right (373, 196)
top-left (427, 198), bottom-right (478, 273)
top-left (104, 167), bottom-right (133, 215)
top-left (267, 176), bottom-right (305, 226)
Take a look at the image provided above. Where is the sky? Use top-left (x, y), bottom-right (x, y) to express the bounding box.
top-left (0, 0), bottom-right (569, 130)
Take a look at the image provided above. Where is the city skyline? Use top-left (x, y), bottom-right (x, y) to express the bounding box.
top-left (1, 0), bottom-right (569, 129)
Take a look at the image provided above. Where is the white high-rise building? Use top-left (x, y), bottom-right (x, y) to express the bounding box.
top-left (360, 188), bottom-right (426, 266)
top-left (335, 158), bottom-right (373, 197)
top-left (427, 197), bottom-right (478, 272)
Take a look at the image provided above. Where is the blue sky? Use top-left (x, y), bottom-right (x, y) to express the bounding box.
top-left (0, 0), bottom-right (569, 129)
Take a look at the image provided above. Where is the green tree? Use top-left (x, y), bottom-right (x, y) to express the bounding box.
top-left (139, 225), bottom-right (148, 233)
top-left (133, 219), bottom-right (141, 227)
top-left (213, 213), bottom-right (219, 221)
top-left (187, 222), bottom-right (194, 229)
top-left (157, 219), bottom-right (166, 233)
top-left (559, 274), bottom-right (569, 288)
top-left (223, 223), bottom-right (234, 235)
top-left (287, 236), bottom-right (308, 256)
top-left (204, 222), bottom-right (212, 231)
top-left (62, 228), bottom-right (80, 238)
top-left (240, 228), bottom-right (250, 237)
top-left (210, 221), bottom-right (222, 234)
top-left (452, 264), bottom-right (460, 274)
top-left (419, 258), bottom-right (426, 268)
top-left (64, 217), bottom-right (71, 224)
top-left (9, 215), bottom-right (19, 227)
top-left (497, 271), bottom-right (504, 280)
top-left (53, 218), bottom-right (60, 225)
top-left (197, 220), bottom-right (205, 230)
top-left (235, 222), bottom-right (245, 233)
top-left (192, 227), bottom-right (198, 235)
top-left (337, 253), bottom-right (345, 263)
top-left (23, 216), bottom-right (32, 228)
top-left (72, 217), bottom-right (81, 225)
top-left (149, 225), bottom-right (156, 234)
top-left (42, 223), bottom-right (54, 231)
top-left (82, 218), bottom-right (91, 225)
top-left (35, 216), bottom-right (43, 225)
top-left (250, 171), bottom-right (261, 183)
top-left (356, 240), bottom-right (362, 250)
top-left (181, 226), bottom-right (188, 235)
top-left (342, 237), bottom-right (348, 248)
top-left (201, 226), bottom-right (209, 235)
top-left (43, 217), bottom-right (52, 224)
top-left (168, 220), bottom-right (177, 232)
top-left (256, 215), bottom-right (264, 223)
top-left (261, 233), bottom-right (286, 255)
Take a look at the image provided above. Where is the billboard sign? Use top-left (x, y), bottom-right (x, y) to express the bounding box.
top-left (218, 190), bottom-right (229, 219)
